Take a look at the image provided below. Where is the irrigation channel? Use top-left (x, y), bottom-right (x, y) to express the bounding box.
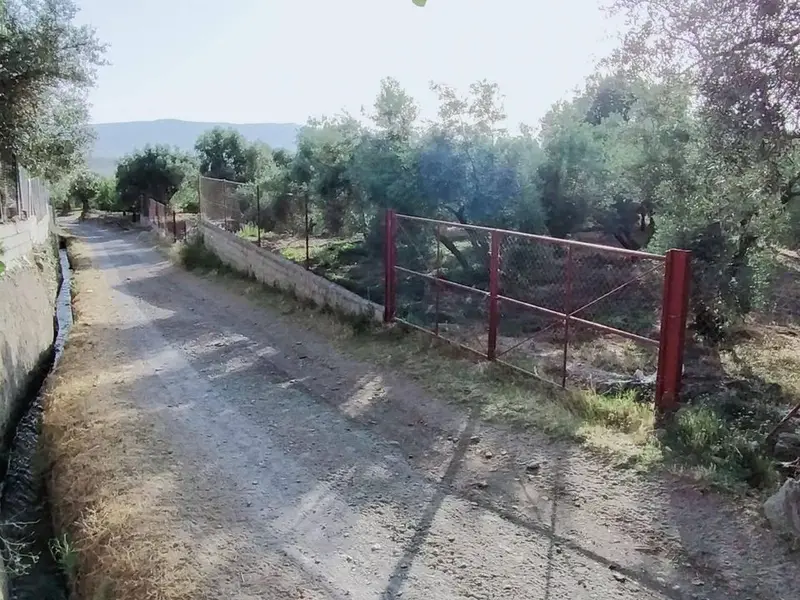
top-left (1, 245), bottom-right (74, 599)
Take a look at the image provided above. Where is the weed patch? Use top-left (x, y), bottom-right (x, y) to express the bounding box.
top-left (178, 237), bottom-right (229, 273)
top-left (237, 222), bottom-right (259, 242)
top-left (50, 533), bottom-right (79, 587)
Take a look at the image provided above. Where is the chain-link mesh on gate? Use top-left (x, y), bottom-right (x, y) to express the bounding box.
top-left (495, 233), bottom-right (665, 386)
top-left (198, 176), bottom-right (259, 235)
top-left (393, 216), bottom-right (492, 358)
top-left (387, 212), bottom-right (671, 394)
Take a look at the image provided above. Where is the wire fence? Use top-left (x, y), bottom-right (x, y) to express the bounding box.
top-left (196, 172), bottom-right (691, 404)
top-left (198, 175), bottom-right (384, 303)
top-left (0, 158), bottom-right (51, 223)
top-left (198, 176), bottom-right (260, 236)
top-left (385, 211), bottom-right (690, 409)
top-left (754, 248), bottom-right (800, 329)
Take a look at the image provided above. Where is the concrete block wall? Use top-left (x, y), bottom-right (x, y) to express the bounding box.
top-left (0, 210), bottom-right (52, 267)
top-left (200, 220), bottom-right (383, 322)
top-left (0, 213), bottom-right (57, 448)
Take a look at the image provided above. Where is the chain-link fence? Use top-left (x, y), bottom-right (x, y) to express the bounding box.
top-left (495, 233), bottom-right (665, 387)
top-left (0, 158), bottom-right (50, 223)
top-left (198, 175), bottom-right (384, 303)
top-left (198, 176), bottom-right (260, 237)
top-left (385, 211), bottom-right (688, 406)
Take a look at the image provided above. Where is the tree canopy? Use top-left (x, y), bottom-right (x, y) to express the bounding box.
top-left (69, 170), bottom-right (100, 213)
top-left (99, 0), bottom-right (800, 340)
top-left (194, 127), bottom-right (268, 183)
top-left (0, 0), bottom-right (105, 177)
top-left (115, 146), bottom-right (195, 213)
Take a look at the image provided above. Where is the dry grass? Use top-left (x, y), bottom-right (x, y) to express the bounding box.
top-left (721, 325), bottom-right (800, 398)
top-left (735, 249), bottom-right (800, 395)
top-left (42, 238), bottom-right (203, 600)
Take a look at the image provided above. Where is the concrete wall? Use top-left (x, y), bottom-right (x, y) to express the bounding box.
top-left (0, 212), bottom-right (53, 267)
top-left (0, 210), bottom-right (58, 450)
top-left (200, 219), bottom-right (383, 322)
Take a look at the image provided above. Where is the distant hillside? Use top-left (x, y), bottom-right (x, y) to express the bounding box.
top-left (89, 119), bottom-right (302, 176)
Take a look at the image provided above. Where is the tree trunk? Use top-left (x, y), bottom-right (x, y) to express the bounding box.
top-left (435, 230), bottom-right (471, 272)
top-left (442, 204), bottom-right (489, 268)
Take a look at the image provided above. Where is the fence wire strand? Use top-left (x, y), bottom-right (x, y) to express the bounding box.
top-left (392, 214), bottom-right (666, 392)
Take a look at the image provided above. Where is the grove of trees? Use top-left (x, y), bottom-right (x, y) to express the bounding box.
top-left (9, 0), bottom-right (797, 343)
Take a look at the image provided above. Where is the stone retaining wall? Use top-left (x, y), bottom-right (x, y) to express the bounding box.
top-left (200, 220), bottom-right (382, 322)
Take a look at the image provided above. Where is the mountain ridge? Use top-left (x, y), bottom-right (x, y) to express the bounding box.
top-left (89, 119), bottom-right (303, 175)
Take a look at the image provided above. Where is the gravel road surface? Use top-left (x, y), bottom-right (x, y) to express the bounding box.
top-left (62, 220), bottom-right (798, 600)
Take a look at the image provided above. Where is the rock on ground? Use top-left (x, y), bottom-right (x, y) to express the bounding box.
top-left (764, 478), bottom-right (800, 543)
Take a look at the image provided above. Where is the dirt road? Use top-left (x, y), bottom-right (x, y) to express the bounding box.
top-left (56, 220), bottom-right (798, 600)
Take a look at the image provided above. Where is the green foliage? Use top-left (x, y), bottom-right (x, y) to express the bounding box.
top-left (170, 173), bottom-right (200, 213)
top-left (787, 197), bottom-right (800, 248)
top-left (179, 236), bottom-right (228, 273)
top-left (111, 1), bottom-right (800, 343)
top-left (50, 533), bottom-right (78, 587)
top-left (607, 0), bottom-right (800, 337)
top-left (115, 146), bottom-right (194, 212)
top-left (69, 170), bottom-right (101, 212)
top-left (663, 402), bottom-right (779, 490)
top-left (237, 222), bottom-right (259, 241)
top-left (171, 69), bottom-right (785, 340)
top-left (0, 0), bottom-right (105, 179)
top-left (94, 176), bottom-right (118, 211)
top-left (195, 127), bottom-right (270, 183)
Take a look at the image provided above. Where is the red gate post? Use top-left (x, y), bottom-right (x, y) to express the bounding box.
top-left (487, 231), bottom-right (501, 360)
top-left (655, 249), bottom-right (691, 413)
top-left (384, 209), bottom-right (397, 323)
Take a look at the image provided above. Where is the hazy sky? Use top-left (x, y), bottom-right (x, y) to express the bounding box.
top-left (75, 0), bottom-right (622, 128)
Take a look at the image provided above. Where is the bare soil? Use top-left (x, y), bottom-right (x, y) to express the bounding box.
top-left (44, 219), bottom-right (799, 600)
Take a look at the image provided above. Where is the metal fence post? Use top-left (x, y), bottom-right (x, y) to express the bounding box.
top-left (304, 193), bottom-right (310, 270)
top-left (384, 209), bottom-right (397, 323)
top-left (256, 184), bottom-right (261, 247)
top-left (561, 245), bottom-right (574, 388)
top-left (655, 249), bottom-right (692, 413)
top-left (435, 223), bottom-right (442, 338)
top-left (488, 231), bottom-right (501, 360)
top-left (14, 155), bottom-right (22, 218)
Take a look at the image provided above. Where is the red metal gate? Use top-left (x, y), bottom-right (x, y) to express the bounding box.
top-left (383, 210), bottom-right (690, 412)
